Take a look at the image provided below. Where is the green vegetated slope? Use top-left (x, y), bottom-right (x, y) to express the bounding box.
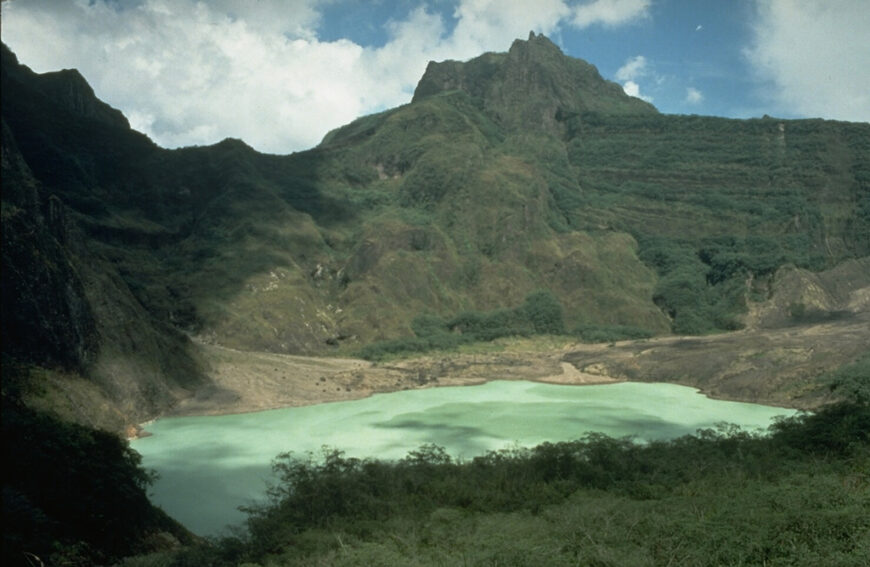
top-left (150, 32), bottom-right (869, 353)
top-left (3, 33), bottom-right (868, 374)
top-left (565, 113), bottom-right (870, 333)
top-left (0, 42), bottom-right (212, 432)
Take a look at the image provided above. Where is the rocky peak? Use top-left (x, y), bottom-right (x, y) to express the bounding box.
top-left (510, 30), bottom-right (565, 58)
top-left (412, 32), bottom-right (655, 134)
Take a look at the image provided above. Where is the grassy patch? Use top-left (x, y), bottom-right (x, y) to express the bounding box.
top-left (357, 290), bottom-right (571, 360)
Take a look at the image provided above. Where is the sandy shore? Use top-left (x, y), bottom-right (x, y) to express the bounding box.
top-left (164, 340), bottom-right (617, 420)
top-left (538, 361), bottom-right (620, 386)
top-left (153, 310), bottom-right (868, 431)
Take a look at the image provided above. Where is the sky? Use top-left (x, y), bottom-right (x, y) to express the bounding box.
top-left (1, 0), bottom-right (868, 154)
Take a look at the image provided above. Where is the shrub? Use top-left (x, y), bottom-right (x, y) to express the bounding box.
top-left (358, 290), bottom-right (567, 360)
top-left (410, 314), bottom-right (450, 338)
top-left (519, 289), bottom-right (565, 335)
top-left (1, 401), bottom-right (179, 566)
top-left (827, 352), bottom-right (870, 404)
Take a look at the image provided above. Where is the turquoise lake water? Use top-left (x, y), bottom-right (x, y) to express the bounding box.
top-left (131, 380), bottom-right (796, 535)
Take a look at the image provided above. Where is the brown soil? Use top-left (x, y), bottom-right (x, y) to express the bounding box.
top-left (561, 311), bottom-right (869, 409)
top-left (164, 337), bottom-right (623, 420)
top-left (161, 310), bottom-right (867, 423)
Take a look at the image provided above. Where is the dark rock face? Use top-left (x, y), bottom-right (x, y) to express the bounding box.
top-left (1, 122), bottom-right (97, 370)
top-left (39, 68), bottom-right (132, 130)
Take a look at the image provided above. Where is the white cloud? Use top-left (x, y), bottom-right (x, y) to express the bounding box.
top-left (1, 0), bottom-right (363, 152)
top-left (621, 80), bottom-right (652, 102)
top-left (615, 55), bottom-right (647, 82)
top-left (615, 55), bottom-right (653, 102)
top-left (621, 81), bottom-right (640, 98)
top-left (571, 0), bottom-right (651, 28)
top-left (686, 87), bottom-right (704, 104)
top-left (745, 0), bottom-right (870, 122)
top-left (450, 0), bottom-right (570, 53)
top-left (0, 0), bottom-right (659, 153)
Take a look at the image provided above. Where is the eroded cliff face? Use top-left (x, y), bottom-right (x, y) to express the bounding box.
top-left (748, 258), bottom-right (870, 329)
top-left (1, 121), bottom-right (97, 371)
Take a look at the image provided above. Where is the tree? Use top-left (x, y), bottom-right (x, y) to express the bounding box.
top-left (521, 289), bottom-right (565, 335)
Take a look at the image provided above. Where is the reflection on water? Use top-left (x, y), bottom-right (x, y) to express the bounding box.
top-left (132, 380), bottom-right (795, 535)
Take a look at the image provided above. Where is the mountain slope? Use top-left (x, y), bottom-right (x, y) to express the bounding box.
top-left (2, 36), bottom-right (869, 431)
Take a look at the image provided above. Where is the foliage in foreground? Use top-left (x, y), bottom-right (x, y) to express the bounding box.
top-left (166, 401), bottom-right (870, 566)
top-left (1, 400), bottom-right (192, 567)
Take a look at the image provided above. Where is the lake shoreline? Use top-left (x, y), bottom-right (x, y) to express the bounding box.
top-left (130, 309), bottom-right (870, 437)
top-left (125, 305), bottom-right (870, 439)
top-left (133, 377), bottom-right (801, 439)
top-left (131, 351), bottom-right (625, 437)
top-left (131, 380), bottom-right (799, 536)
top-left (131, 333), bottom-right (818, 439)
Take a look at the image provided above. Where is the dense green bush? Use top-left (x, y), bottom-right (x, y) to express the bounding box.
top-left (827, 352), bottom-right (870, 404)
top-left (361, 290), bottom-right (659, 360)
top-left (410, 313), bottom-right (450, 337)
top-left (172, 401), bottom-right (870, 566)
top-left (448, 307), bottom-right (528, 340)
top-left (519, 289), bottom-right (565, 335)
top-left (637, 237), bottom-right (769, 334)
top-left (1, 401), bottom-right (187, 566)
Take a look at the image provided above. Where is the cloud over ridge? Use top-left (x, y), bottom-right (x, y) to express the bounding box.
top-left (1, 0), bottom-right (657, 153)
top-left (745, 0), bottom-right (870, 123)
top-left (2, 0), bottom-right (867, 154)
